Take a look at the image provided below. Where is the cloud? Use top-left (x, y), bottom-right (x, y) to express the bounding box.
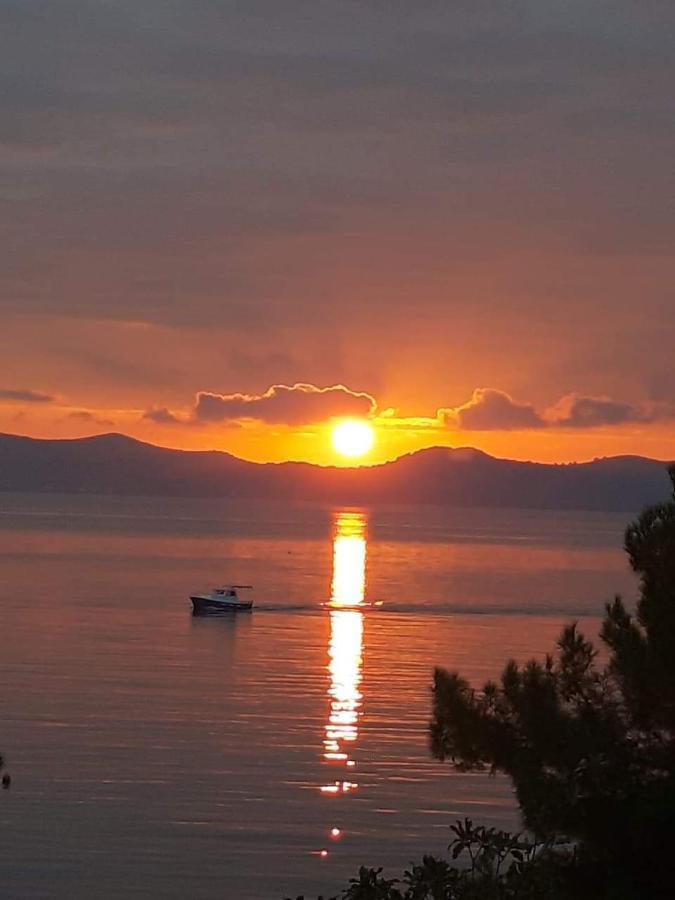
top-left (0, 388), bottom-right (54, 403)
top-left (545, 394), bottom-right (653, 428)
top-left (142, 406), bottom-right (182, 425)
top-left (1, 0), bottom-right (674, 344)
top-left (194, 383), bottom-right (375, 425)
top-left (439, 388), bottom-right (672, 431)
top-left (442, 388), bottom-right (545, 431)
top-left (65, 410), bottom-right (115, 426)
top-left (142, 383), bottom-right (375, 427)
top-left (144, 383), bottom-right (673, 434)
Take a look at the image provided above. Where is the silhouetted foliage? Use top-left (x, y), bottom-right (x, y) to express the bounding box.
top-left (431, 463), bottom-right (675, 897)
top-left (0, 753), bottom-right (9, 790)
top-left (283, 818), bottom-right (574, 899)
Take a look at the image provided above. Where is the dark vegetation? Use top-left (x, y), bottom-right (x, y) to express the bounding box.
top-left (0, 753), bottom-right (10, 790)
top-left (285, 819), bottom-right (572, 900)
top-left (289, 465), bottom-right (675, 898)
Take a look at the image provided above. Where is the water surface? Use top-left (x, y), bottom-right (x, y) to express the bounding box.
top-left (0, 495), bottom-right (636, 898)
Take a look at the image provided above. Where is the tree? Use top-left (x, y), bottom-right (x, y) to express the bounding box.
top-left (431, 464), bottom-right (675, 897)
top-left (284, 818), bottom-right (571, 899)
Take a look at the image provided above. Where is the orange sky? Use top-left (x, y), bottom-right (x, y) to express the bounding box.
top-left (2, 382), bottom-right (674, 467)
top-left (2, 5), bottom-right (674, 466)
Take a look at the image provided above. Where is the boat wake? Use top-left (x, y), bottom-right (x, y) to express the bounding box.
top-left (251, 601), bottom-right (598, 618)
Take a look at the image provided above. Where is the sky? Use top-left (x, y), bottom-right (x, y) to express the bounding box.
top-left (2, 1), bottom-right (674, 465)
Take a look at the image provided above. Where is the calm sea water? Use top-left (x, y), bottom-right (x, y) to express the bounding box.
top-left (0, 495), bottom-right (637, 899)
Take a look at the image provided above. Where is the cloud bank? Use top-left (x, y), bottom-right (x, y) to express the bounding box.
top-left (0, 389), bottom-right (54, 403)
top-left (194, 383), bottom-right (375, 424)
top-left (442, 388), bottom-right (544, 431)
top-left (142, 383), bottom-right (670, 433)
top-left (546, 394), bottom-right (654, 428)
top-left (441, 389), bottom-right (670, 431)
top-left (143, 383), bottom-right (376, 426)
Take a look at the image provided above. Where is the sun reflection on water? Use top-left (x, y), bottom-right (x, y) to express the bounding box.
top-left (330, 511), bottom-right (366, 608)
top-left (321, 511), bottom-right (366, 802)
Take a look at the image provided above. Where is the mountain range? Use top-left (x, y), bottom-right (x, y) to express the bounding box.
top-left (0, 432), bottom-right (671, 512)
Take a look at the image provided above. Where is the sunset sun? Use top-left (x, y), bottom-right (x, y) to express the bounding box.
top-left (331, 419), bottom-right (375, 458)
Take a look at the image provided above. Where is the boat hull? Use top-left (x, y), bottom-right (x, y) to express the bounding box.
top-left (190, 596), bottom-right (253, 614)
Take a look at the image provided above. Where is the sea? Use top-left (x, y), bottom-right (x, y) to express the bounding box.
top-left (0, 494), bottom-right (638, 899)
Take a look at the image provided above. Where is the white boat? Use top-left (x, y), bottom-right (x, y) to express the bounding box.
top-left (190, 585), bottom-right (253, 614)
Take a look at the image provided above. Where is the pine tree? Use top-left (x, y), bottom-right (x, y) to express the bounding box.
top-left (430, 464), bottom-right (675, 897)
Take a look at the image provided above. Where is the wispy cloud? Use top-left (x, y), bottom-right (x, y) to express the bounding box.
top-left (142, 407), bottom-right (182, 425)
top-left (0, 388), bottom-right (54, 403)
top-left (65, 409), bottom-right (115, 427)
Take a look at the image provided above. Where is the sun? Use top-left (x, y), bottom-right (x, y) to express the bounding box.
top-left (331, 419), bottom-right (375, 458)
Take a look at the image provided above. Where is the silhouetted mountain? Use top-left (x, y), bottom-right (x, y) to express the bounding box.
top-left (0, 432), bottom-right (670, 511)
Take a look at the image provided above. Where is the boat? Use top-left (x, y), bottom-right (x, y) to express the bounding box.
top-left (190, 585), bottom-right (253, 614)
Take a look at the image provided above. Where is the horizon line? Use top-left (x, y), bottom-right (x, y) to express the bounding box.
top-left (0, 429), bottom-right (668, 469)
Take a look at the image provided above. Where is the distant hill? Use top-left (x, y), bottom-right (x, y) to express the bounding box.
top-left (0, 432), bottom-right (671, 512)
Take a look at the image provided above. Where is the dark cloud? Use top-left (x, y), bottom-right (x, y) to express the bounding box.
top-left (0, 389), bottom-right (54, 403)
top-left (439, 388), bottom-right (673, 431)
top-left (142, 407), bottom-right (182, 425)
top-left (194, 383), bottom-right (375, 424)
top-left (442, 389), bottom-right (544, 431)
top-left (546, 394), bottom-right (653, 429)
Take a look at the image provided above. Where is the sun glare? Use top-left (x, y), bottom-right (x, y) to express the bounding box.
top-left (331, 420), bottom-right (375, 458)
